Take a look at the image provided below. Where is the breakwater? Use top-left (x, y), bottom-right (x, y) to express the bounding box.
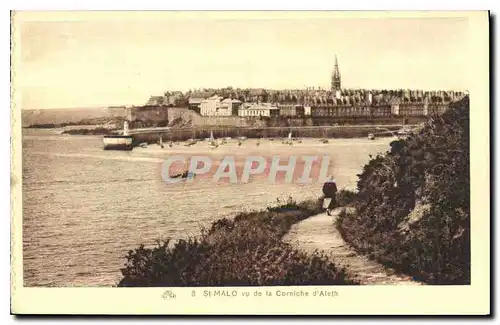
top-left (131, 125), bottom-right (404, 145)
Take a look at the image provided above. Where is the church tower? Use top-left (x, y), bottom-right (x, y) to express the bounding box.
top-left (331, 55), bottom-right (341, 92)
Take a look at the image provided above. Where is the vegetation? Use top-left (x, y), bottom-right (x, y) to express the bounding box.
top-left (336, 97), bottom-right (470, 284)
top-left (118, 196), bottom-right (357, 286)
top-left (335, 189), bottom-right (358, 207)
top-left (61, 128), bottom-right (114, 135)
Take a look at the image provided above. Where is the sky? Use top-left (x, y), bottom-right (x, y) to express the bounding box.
top-left (13, 12), bottom-right (472, 109)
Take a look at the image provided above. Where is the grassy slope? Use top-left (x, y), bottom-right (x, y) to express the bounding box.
top-left (118, 197), bottom-right (358, 286)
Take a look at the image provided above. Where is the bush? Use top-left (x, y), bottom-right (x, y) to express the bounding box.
top-left (337, 97), bottom-right (470, 284)
top-left (118, 198), bottom-right (356, 286)
top-left (336, 189), bottom-right (358, 207)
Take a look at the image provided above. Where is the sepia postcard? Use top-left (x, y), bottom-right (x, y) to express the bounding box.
top-left (10, 10), bottom-right (490, 315)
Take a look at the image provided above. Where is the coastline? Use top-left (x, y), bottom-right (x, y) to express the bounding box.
top-left (118, 197), bottom-right (359, 286)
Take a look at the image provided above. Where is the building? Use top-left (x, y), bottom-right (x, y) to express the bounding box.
top-left (311, 104), bottom-right (371, 118)
top-left (200, 95), bottom-right (242, 116)
top-left (331, 55), bottom-right (341, 92)
top-left (188, 97), bottom-right (204, 113)
top-left (238, 103), bottom-right (279, 117)
top-left (151, 55), bottom-right (467, 120)
top-left (200, 95), bottom-right (223, 116)
top-left (278, 104), bottom-right (305, 117)
top-left (220, 98), bottom-right (242, 116)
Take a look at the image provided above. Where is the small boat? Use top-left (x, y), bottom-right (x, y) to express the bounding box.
top-left (170, 170), bottom-right (196, 179)
top-left (102, 121), bottom-right (133, 150)
top-left (184, 139), bottom-right (196, 147)
top-left (103, 135), bottom-right (134, 150)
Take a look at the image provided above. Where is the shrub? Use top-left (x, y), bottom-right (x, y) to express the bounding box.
top-left (337, 97), bottom-right (470, 284)
top-left (336, 189), bottom-right (358, 207)
top-left (118, 198), bottom-right (356, 286)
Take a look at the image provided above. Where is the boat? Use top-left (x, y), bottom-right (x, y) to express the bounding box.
top-left (170, 170), bottom-right (196, 179)
top-left (368, 133), bottom-right (375, 140)
top-left (102, 121), bottom-right (134, 150)
top-left (184, 139), bottom-right (197, 147)
top-left (209, 131), bottom-right (218, 149)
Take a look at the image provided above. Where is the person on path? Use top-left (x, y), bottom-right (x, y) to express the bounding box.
top-left (322, 177), bottom-right (338, 216)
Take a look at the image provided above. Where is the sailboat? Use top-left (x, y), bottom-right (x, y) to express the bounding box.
top-left (209, 131), bottom-right (218, 149)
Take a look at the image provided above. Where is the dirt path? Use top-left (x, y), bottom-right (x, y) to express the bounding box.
top-left (284, 208), bottom-right (423, 285)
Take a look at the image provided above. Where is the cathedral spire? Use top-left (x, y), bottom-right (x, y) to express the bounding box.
top-left (331, 54), bottom-right (341, 91)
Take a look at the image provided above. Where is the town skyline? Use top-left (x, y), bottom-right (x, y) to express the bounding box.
top-left (14, 11), bottom-right (471, 110)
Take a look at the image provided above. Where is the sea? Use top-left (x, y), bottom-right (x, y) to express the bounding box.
top-left (21, 129), bottom-right (392, 286)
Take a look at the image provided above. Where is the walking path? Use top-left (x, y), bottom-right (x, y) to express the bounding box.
top-left (284, 208), bottom-right (423, 285)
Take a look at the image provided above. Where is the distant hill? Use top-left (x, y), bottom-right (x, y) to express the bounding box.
top-left (21, 107), bottom-right (128, 127)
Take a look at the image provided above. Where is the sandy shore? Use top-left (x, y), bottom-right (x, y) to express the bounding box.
top-left (133, 137), bottom-right (397, 157)
top-left (131, 137), bottom-right (396, 189)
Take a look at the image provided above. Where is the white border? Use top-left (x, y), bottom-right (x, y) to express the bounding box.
top-left (4, 1), bottom-right (497, 323)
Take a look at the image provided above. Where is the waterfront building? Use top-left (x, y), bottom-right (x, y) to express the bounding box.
top-left (200, 95), bottom-right (224, 116)
top-left (148, 55), bottom-right (467, 119)
top-left (188, 97), bottom-right (204, 113)
top-left (221, 98), bottom-right (243, 116)
top-left (278, 104), bottom-right (305, 117)
top-left (200, 96), bottom-right (243, 116)
top-left (238, 103), bottom-right (279, 117)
